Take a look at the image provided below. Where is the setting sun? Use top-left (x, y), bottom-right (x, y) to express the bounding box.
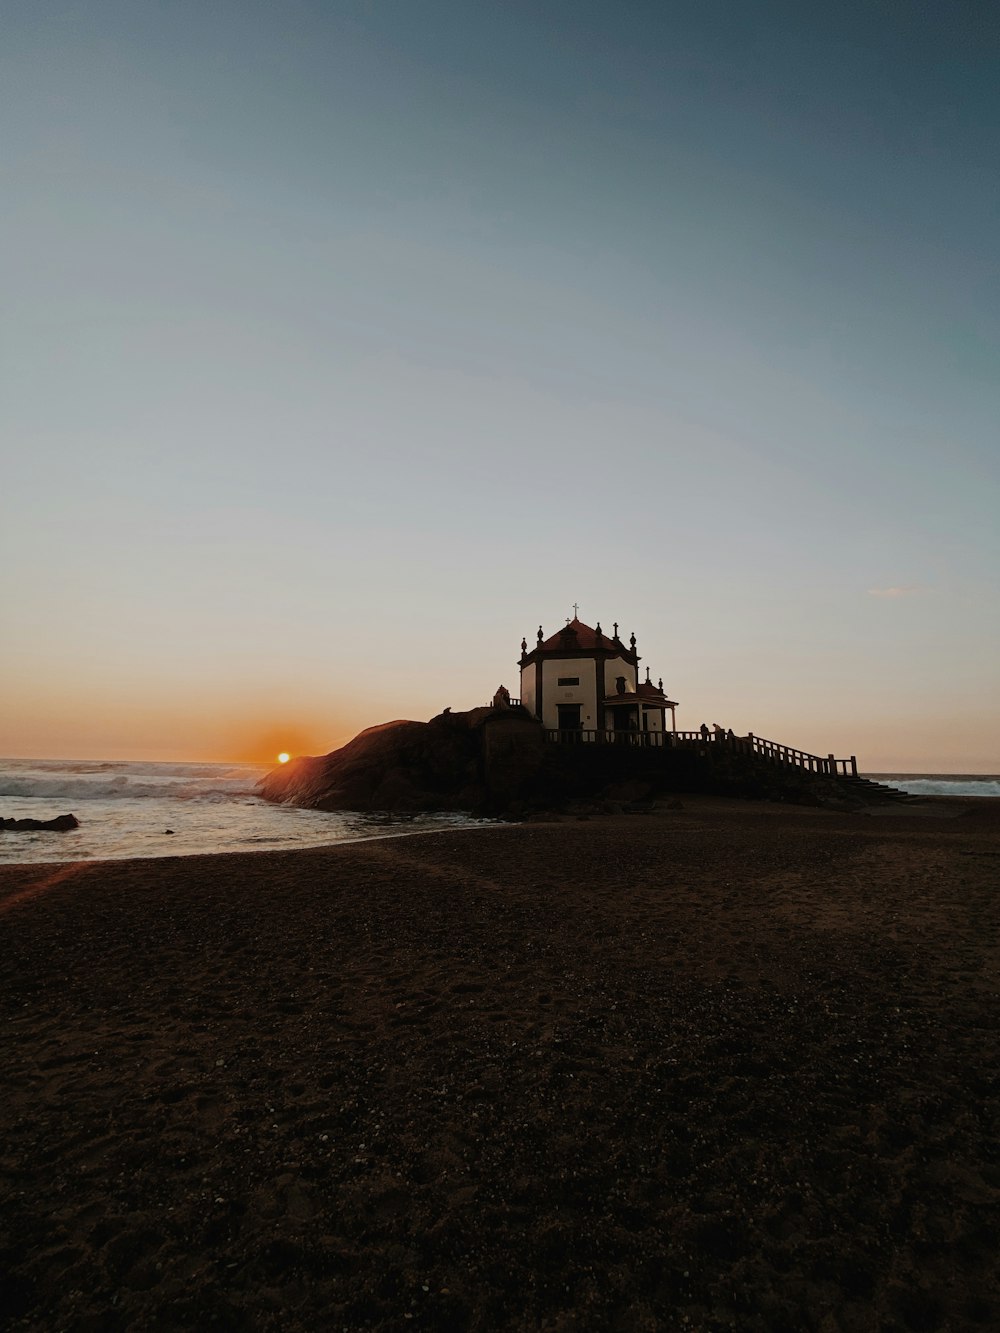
top-left (277, 752), bottom-right (290, 764)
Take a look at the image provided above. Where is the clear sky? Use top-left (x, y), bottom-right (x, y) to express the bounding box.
top-left (2, 1), bottom-right (997, 770)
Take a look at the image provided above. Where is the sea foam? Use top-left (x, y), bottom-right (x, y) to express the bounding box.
top-left (867, 775), bottom-right (1000, 799)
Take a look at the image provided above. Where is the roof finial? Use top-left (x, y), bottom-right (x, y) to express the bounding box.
top-left (612, 622), bottom-right (619, 640)
top-left (595, 620), bottom-right (602, 639)
top-left (658, 677), bottom-right (664, 692)
top-left (537, 625), bottom-right (544, 643)
top-left (521, 636), bottom-right (527, 654)
top-left (572, 602), bottom-right (579, 619)
top-left (629, 631), bottom-right (636, 651)
top-left (646, 666), bottom-right (651, 683)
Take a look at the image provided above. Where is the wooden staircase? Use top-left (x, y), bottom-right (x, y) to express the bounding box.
top-left (839, 775), bottom-right (915, 802)
top-left (541, 728), bottom-right (916, 801)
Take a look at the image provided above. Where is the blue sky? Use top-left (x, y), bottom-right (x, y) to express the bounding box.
top-left (2, 1), bottom-right (997, 767)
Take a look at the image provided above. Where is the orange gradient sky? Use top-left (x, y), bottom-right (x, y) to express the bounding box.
top-left (3, 591), bottom-right (998, 773)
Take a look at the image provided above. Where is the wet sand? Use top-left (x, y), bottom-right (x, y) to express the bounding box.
top-left (1, 797), bottom-right (998, 1331)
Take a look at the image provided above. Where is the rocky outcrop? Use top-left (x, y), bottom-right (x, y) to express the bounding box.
top-left (258, 710), bottom-right (879, 817)
top-left (1, 814), bottom-right (79, 832)
top-left (257, 711), bottom-right (545, 815)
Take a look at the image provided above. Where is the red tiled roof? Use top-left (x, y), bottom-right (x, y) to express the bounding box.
top-left (636, 680), bottom-right (665, 700)
top-left (536, 618), bottom-right (623, 654)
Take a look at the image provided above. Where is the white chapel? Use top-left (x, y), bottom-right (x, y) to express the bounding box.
top-left (517, 614), bottom-right (678, 737)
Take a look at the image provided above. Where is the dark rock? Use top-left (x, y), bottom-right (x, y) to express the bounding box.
top-left (256, 706), bottom-right (879, 818)
top-left (257, 709), bottom-right (548, 817)
top-left (0, 813), bottom-right (79, 832)
top-left (603, 779), bottom-right (654, 803)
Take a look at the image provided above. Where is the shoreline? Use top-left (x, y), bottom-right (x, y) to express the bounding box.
top-left (2, 791), bottom-right (993, 873)
top-left (1, 818), bottom-right (505, 872)
top-left (2, 799), bottom-right (998, 1329)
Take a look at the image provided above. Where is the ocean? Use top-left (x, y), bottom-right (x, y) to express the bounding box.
top-left (1, 760), bottom-right (997, 866)
top-left (0, 759), bottom-right (492, 865)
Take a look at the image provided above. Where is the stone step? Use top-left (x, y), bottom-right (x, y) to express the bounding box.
top-left (843, 777), bottom-right (914, 800)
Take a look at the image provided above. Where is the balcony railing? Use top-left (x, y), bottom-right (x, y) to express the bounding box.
top-left (545, 729), bottom-right (668, 747)
top-left (543, 728), bottom-right (857, 776)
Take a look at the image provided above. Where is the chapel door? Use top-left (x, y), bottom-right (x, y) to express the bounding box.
top-left (557, 704), bottom-right (582, 734)
top-left (612, 707), bottom-right (638, 741)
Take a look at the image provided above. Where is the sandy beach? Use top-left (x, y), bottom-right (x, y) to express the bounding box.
top-left (1, 797), bottom-right (998, 1331)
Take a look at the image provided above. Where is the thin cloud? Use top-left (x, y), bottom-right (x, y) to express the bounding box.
top-left (867, 585), bottom-right (921, 598)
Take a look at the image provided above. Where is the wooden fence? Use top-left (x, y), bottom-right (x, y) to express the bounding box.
top-left (543, 727), bottom-right (857, 777)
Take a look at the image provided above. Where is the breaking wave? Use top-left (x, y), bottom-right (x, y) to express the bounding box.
top-left (868, 775), bottom-right (1000, 798)
top-left (0, 757), bottom-right (493, 864)
top-left (0, 761), bottom-right (265, 803)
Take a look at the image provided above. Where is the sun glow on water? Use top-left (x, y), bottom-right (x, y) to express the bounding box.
top-left (0, 758), bottom-right (494, 863)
